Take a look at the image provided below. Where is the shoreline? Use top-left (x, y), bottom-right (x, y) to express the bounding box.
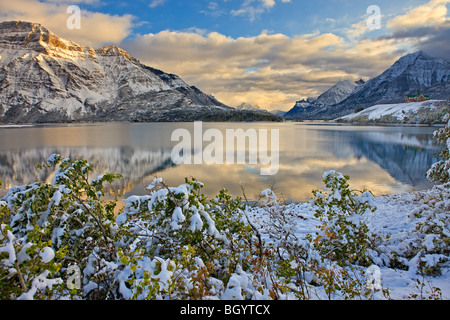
top-left (0, 119), bottom-right (447, 128)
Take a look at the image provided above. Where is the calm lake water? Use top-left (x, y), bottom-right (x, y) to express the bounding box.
top-left (0, 122), bottom-right (443, 202)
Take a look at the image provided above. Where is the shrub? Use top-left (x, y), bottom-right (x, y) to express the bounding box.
top-left (0, 155), bottom-right (122, 299)
top-left (427, 115), bottom-right (450, 185)
top-left (383, 119), bottom-right (449, 277)
top-left (308, 171), bottom-right (379, 268)
top-left (2, 151), bottom-right (446, 300)
top-left (117, 178), bottom-right (255, 273)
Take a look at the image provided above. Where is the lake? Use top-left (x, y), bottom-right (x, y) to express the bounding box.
top-left (0, 122), bottom-right (443, 202)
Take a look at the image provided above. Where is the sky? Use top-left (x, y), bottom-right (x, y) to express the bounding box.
top-left (0, 0), bottom-right (449, 111)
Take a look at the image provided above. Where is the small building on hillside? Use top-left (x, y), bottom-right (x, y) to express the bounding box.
top-left (405, 92), bottom-right (430, 103)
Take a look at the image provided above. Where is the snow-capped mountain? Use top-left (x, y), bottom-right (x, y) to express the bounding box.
top-left (0, 21), bottom-right (232, 123)
top-left (286, 51), bottom-right (450, 120)
top-left (314, 80), bottom-right (358, 107)
top-left (235, 102), bottom-right (264, 112)
top-left (313, 51), bottom-right (450, 120)
top-left (284, 80), bottom-right (359, 119)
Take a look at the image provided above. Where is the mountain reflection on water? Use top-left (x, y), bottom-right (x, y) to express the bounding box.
top-left (320, 126), bottom-right (441, 190)
top-left (0, 122), bottom-right (443, 202)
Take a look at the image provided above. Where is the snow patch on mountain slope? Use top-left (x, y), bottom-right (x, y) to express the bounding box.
top-left (315, 80), bottom-right (358, 107)
top-left (0, 21), bottom-right (231, 123)
top-left (338, 100), bottom-right (447, 122)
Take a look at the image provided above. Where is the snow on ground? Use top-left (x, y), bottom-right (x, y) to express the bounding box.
top-left (339, 100), bottom-right (443, 122)
top-left (0, 124), bottom-right (34, 128)
top-left (246, 186), bottom-right (450, 300)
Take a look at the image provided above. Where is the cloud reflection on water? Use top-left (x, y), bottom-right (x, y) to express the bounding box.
top-left (0, 122), bottom-right (442, 202)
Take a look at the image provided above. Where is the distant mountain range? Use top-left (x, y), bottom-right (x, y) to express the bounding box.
top-left (284, 80), bottom-right (361, 119)
top-left (0, 21), bottom-right (280, 123)
top-left (2, 21), bottom-right (448, 124)
top-left (285, 51), bottom-right (450, 120)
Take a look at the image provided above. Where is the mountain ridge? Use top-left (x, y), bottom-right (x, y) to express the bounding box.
top-left (0, 21), bottom-right (280, 123)
top-left (285, 80), bottom-right (360, 119)
top-left (285, 51), bottom-right (450, 120)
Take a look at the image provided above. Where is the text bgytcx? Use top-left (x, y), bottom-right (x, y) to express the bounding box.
top-left (180, 304), bottom-right (271, 317)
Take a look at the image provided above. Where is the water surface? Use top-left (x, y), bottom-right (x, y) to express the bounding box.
top-left (0, 122), bottom-right (442, 202)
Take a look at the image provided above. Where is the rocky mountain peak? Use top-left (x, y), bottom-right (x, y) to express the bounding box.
top-left (313, 80), bottom-right (357, 107)
top-left (285, 51), bottom-right (450, 120)
top-left (296, 51), bottom-right (450, 120)
top-left (0, 21), bottom-right (84, 53)
top-left (236, 102), bottom-right (262, 111)
top-left (95, 45), bottom-right (137, 62)
top-left (383, 50), bottom-right (449, 81)
top-left (0, 20), bottom-right (237, 123)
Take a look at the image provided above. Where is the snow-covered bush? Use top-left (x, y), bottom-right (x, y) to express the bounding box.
top-left (387, 119), bottom-right (450, 276)
top-left (256, 190), bottom-right (317, 300)
top-left (1, 153), bottom-right (446, 300)
top-left (0, 156), bottom-right (259, 300)
top-left (116, 245), bottom-right (225, 300)
top-left (409, 186), bottom-right (450, 275)
top-left (393, 117), bottom-right (450, 276)
top-left (427, 115), bottom-right (450, 185)
top-left (405, 117), bottom-right (450, 275)
top-left (0, 210), bottom-right (66, 300)
top-left (385, 186), bottom-right (450, 277)
top-left (1, 155), bottom-right (123, 299)
top-left (115, 177), bottom-right (258, 299)
top-left (308, 171), bottom-right (379, 268)
top-left (250, 182), bottom-right (387, 300)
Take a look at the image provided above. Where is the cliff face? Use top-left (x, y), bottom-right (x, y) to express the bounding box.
top-left (0, 21), bottom-right (231, 123)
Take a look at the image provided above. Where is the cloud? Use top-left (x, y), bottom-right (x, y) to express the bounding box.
top-left (200, 1), bottom-right (228, 17)
top-left (380, 0), bottom-right (450, 60)
top-left (149, 0), bottom-right (167, 9)
top-left (416, 21), bottom-right (450, 59)
top-left (122, 29), bottom-right (401, 110)
top-left (1, 0), bottom-right (448, 111)
top-left (0, 0), bottom-right (134, 47)
top-left (346, 19), bottom-right (370, 40)
top-left (231, 0), bottom-right (287, 22)
top-left (387, 0), bottom-right (449, 30)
